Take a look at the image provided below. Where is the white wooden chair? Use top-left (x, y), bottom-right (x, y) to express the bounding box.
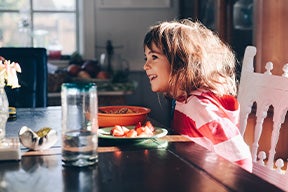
top-left (238, 46), bottom-right (288, 173)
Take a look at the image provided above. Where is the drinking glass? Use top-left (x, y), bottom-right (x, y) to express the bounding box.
top-left (61, 82), bottom-right (98, 167)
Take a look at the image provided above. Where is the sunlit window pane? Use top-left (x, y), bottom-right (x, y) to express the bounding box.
top-left (33, 0), bottom-right (75, 11)
top-left (0, 0), bottom-right (29, 10)
top-left (34, 13), bottom-right (76, 55)
top-left (0, 0), bottom-right (78, 56)
top-left (0, 12), bottom-right (32, 47)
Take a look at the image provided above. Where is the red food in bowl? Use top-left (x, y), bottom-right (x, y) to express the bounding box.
top-left (98, 105), bottom-right (151, 127)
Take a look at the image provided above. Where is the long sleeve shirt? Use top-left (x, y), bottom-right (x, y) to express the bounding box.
top-left (171, 90), bottom-right (252, 172)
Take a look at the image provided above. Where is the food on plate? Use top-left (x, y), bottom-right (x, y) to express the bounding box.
top-left (110, 121), bottom-right (155, 138)
top-left (125, 129), bottom-right (138, 137)
top-left (135, 126), bottom-right (153, 137)
top-left (110, 125), bottom-right (129, 136)
top-left (144, 121), bottom-right (154, 132)
top-left (99, 107), bottom-right (135, 114)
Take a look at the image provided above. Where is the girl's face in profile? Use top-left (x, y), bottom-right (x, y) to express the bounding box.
top-left (144, 43), bottom-right (171, 93)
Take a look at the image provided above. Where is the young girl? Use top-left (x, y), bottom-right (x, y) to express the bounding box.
top-left (143, 19), bottom-right (252, 172)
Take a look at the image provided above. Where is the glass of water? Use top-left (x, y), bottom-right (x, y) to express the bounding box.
top-left (61, 82), bottom-right (98, 167)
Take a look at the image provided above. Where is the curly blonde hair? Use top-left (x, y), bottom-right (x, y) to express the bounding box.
top-left (144, 19), bottom-right (237, 100)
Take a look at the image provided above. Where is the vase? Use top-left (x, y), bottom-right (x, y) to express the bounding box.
top-left (0, 86), bottom-right (9, 140)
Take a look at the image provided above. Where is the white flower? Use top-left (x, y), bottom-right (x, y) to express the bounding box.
top-left (0, 59), bottom-right (21, 88)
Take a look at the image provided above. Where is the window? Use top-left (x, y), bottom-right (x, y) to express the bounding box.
top-left (0, 0), bottom-right (80, 57)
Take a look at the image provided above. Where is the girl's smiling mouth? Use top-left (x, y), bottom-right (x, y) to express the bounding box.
top-left (147, 74), bottom-right (157, 81)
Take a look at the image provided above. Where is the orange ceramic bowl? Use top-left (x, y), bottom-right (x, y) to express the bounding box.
top-left (98, 105), bottom-right (151, 127)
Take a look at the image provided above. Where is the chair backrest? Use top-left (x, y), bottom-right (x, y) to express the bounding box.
top-left (0, 47), bottom-right (48, 108)
top-left (238, 46), bottom-right (288, 173)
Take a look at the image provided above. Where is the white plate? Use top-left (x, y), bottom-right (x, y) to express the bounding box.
top-left (98, 126), bottom-right (168, 140)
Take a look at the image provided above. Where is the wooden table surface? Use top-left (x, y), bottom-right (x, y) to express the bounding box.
top-left (2, 107), bottom-right (285, 192)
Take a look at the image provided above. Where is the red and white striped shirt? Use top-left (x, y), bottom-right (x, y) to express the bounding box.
top-left (171, 90), bottom-right (252, 172)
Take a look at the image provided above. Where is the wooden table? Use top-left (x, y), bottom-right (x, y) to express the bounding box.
top-left (2, 107), bottom-right (285, 192)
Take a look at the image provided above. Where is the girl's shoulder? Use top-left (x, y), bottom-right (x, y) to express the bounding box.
top-left (176, 89), bottom-right (239, 111)
top-left (189, 90), bottom-right (239, 111)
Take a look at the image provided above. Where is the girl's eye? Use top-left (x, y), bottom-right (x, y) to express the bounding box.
top-left (144, 57), bottom-right (147, 61)
top-left (152, 55), bottom-right (158, 60)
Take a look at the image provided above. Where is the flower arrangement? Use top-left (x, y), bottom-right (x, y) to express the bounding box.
top-left (0, 56), bottom-right (21, 88)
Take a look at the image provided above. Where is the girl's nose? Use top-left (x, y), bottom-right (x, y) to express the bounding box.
top-left (143, 61), bottom-right (150, 70)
